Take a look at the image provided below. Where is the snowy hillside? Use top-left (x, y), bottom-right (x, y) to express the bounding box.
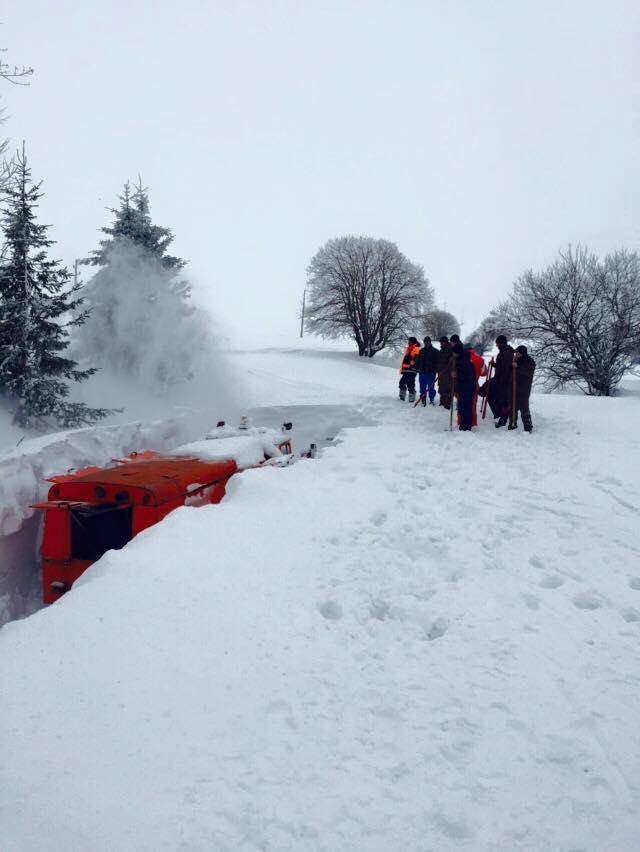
top-left (1, 348), bottom-right (639, 851)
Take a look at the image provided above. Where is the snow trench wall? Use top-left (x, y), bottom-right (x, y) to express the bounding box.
top-left (0, 416), bottom-right (195, 627)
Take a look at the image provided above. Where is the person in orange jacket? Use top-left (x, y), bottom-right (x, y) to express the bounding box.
top-left (398, 336), bottom-right (420, 402)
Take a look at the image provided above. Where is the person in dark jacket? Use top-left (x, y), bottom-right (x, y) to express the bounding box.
top-left (509, 345), bottom-right (535, 432)
top-left (436, 336), bottom-right (453, 409)
top-left (398, 336), bottom-right (420, 402)
top-left (487, 334), bottom-right (515, 427)
top-left (415, 336), bottom-right (439, 406)
top-left (454, 345), bottom-right (476, 431)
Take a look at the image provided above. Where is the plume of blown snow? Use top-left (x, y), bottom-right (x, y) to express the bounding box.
top-left (71, 243), bottom-right (241, 430)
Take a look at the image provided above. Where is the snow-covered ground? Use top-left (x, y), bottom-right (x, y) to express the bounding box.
top-left (1, 348), bottom-right (639, 851)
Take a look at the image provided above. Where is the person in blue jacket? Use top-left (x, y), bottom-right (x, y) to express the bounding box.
top-left (415, 336), bottom-right (439, 406)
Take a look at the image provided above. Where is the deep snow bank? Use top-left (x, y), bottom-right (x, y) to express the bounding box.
top-left (0, 416), bottom-right (196, 626)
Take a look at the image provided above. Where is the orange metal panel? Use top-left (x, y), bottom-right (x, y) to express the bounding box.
top-left (132, 505), bottom-right (161, 536)
top-left (41, 508), bottom-right (71, 562)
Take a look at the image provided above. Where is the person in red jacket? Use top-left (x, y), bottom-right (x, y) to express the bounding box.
top-left (468, 347), bottom-right (487, 427)
top-left (398, 336), bottom-right (420, 402)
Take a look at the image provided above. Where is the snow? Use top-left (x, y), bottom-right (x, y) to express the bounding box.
top-left (1, 348), bottom-right (640, 850)
top-left (172, 435), bottom-right (281, 468)
top-left (241, 346), bottom-right (396, 406)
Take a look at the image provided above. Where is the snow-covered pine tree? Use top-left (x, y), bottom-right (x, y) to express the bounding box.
top-left (85, 178), bottom-right (189, 291)
top-left (76, 178), bottom-right (201, 388)
top-left (0, 147), bottom-right (109, 428)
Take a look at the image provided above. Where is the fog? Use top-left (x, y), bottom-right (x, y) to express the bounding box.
top-left (2, 1), bottom-right (639, 342)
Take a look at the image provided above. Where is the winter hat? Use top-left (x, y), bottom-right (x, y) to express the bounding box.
top-left (516, 345), bottom-right (528, 356)
top-left (495, 334), bottom-right (508, 345)
top-left (439, 335), bottom-right (449, 344)
top-left (408, 336), bottom-right (419, 345)
top-left (423, 336), bottom-right (431, 344)
top-left (450, 334), bottom-right (461, 345)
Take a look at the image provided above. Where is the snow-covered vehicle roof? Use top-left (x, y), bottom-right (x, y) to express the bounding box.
top-left (171, 421), bottom-right (290, 469)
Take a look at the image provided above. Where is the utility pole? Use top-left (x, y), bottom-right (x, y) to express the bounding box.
top-left (74, 259), bottom-right (79, 288)
top-left (299, 288), bottom-right (306, 338)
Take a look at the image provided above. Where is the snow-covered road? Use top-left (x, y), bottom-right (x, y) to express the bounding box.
top-left (1, 350), bottom-right (639, 851)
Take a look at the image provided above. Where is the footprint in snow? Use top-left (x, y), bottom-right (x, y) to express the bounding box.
top-left (539, 575), bottom-right (564, 589)
top-left (529, 555), bottom-right (544, 570)
top-left (369, 599), bottom-right (390, 621)
top-left (425, 617), bottom-right (448, 641)
top-left (433, 813), bottom-right (472, 841)
top-left (266, 699), bottom-right (293, 715)
top-left (522, 593), bottom-right (540, 610)
top-left (596, 475), bottom-right (623, 487)
top-left (572, 591), bottom-right (605, 610)
top-left (629, 577), bottom-right (640, 591)
top-left (621, 607), bottom-right (640, 623)
top-left (318, 599), bottom-right (343, 621)
top-left (265, 699), bottom-right (297, 730)
top-left (369, 509), bottom-right (387, 527)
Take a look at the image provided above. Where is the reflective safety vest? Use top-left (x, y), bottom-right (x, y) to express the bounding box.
top-left (400, 343), bottom-right (420, 373)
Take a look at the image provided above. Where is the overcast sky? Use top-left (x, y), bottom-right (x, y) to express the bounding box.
top-left (2, 0), bottom-right (639, 344)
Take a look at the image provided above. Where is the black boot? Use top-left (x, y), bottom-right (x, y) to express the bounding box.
top-left (507, 422), bottom-right (518, 430)
top-left (495, 416), bottom-right (508, 428)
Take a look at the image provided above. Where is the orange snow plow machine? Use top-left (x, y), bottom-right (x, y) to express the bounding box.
top-left (32, 452), bottom-right (238, 604)
top-left (33, 418), bottom-right (297, 605)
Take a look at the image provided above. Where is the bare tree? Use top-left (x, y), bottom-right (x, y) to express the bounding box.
top-left (501, 245), bottom-right (640, 396)
top-left (305, 236), bottom-right (432, 357)
top-left (1, 47), bottom-right (33, 188)
top-left (0, 50), bottom-right (33, 85)
top-left (467, 309), bottom-right (512, 355)
top-left (420, 307), bottom-right (460, 341)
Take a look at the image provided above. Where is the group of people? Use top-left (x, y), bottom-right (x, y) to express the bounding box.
top-left (398, 334), bottom-right (536, 432)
